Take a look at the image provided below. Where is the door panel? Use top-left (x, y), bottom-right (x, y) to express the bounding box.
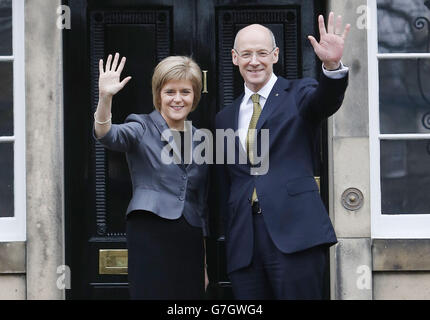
top-left (90, 7), bottom-right (173, 299)
top-left (90, 7), bottom-right (172, 235)
top-left (64, 0), bottom-right (325, 299)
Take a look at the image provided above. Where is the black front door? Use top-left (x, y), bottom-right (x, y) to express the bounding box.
top-left (64, 0), bottom-right (324, 300)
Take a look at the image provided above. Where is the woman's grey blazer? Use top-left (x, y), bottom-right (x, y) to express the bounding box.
top-left (94, 110), bottom-right (209, 236)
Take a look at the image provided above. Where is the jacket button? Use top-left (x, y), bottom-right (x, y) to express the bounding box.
top-left (181, 186), bottom-right (185, 191)
top-left (182, 174), bottom-right (187, 180)
top-left (179, 196), bottom-right (184, 201)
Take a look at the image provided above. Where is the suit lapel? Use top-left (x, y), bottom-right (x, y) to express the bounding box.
top-left (256, 77), bottom-right (291, 131)
top-left (232, 93), bottom-right (243, 132)
top-left (227, 94), bottom-right (245, 154)
top-left (231, 94), bottom-right (248, 160)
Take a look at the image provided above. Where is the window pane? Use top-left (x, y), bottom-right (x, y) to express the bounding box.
top-left (377, 0), bottom-right (430, 53)
top-left (380, 140), bottom-right (430, 214)
top-left (0, 143), bottom-right (14, 217)
top-left (0, 0), bottom-right (12, 55)
top-left (379, 59), bottom-right (430, 134)
top-left (0, 61), bottom-right (13, 136)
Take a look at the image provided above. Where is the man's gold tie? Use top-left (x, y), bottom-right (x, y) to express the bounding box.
top-left (247, 93), bottom-right (262, 203)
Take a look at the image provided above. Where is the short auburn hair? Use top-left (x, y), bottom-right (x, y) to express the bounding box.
top-left (152, 56), bottom-right (202, 111)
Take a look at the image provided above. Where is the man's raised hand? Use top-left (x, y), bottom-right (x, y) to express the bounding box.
top-left (307, 12), bottom-right (351, 70)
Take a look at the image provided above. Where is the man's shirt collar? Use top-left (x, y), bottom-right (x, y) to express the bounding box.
top-left (243, 73), bottom-right (278, 104)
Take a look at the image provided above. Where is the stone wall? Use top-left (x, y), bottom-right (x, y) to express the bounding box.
top-left (25, 0), bottom-right (64, 300)
top-left (327, 0), bottom-right (372, 300)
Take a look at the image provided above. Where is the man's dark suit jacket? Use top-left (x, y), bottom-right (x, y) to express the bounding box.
top-left (215, 73), bottom-right (348, 274)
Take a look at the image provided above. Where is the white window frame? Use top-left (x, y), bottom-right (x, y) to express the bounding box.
top-left (368, 0), bottom-right (430, 238)
top-left (0, 0), bottom-right (26, 242)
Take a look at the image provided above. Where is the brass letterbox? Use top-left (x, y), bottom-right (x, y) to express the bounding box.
top-left (99, 249), bottom-right (128, 275)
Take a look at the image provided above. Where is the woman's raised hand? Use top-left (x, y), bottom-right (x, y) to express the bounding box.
top-left (98, 53), bottom-right (132, 98)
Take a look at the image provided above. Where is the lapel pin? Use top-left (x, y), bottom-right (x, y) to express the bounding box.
top-left (275, 93), bottom-right (279, 96)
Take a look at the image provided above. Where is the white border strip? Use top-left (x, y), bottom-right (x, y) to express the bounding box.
top-left (13, 0), bottom-right (26, 241)
top-left (368, 0), bottom-right (380, 239)
top-left (0, 0), bottom-right (26, 242)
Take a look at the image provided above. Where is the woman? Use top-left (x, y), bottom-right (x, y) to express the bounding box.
top-left (94, 53), bottom-right (209, 299)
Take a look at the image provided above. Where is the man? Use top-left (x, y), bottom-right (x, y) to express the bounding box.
top-left (215, 13), bottom-right (350, 299)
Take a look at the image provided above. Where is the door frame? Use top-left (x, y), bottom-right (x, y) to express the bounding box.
top-left (63, 0), bottom-right (328, 300)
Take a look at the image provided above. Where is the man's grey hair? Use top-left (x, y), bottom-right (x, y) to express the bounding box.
top-left (233, 25), bottom-right (277, 50)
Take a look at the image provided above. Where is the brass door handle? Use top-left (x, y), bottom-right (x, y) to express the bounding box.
top-left (202, 70), bottom-right (208, 93)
